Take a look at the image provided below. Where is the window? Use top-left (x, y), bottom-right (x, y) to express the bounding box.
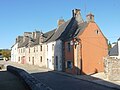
top-left (40, 45), bottom-right (42, 51)
top-left (23, 48), bottom-right (25, 53)
top-left (66, 61), bottom-right (73, 69)
top-left (40, 56), bottom-right (42, 62)
top-left (21, 49), bottom-right (22, 53)
top-left (32, 57), bottom-right (34, 65)
top-left (29, 48), bottom-right (30, 53)
top-left (34, 47), bottom-right (35, 52)
top-left (67, 42), bottom-right (71, 52)
top-left (32, 57), bottom-right (34, 61)
top-left (18, 57), bottom-right (20, 61)
top-left (95, 30), bottom-right (99, 34)
top-left (52, 56), bottom-right (54, 65)
top-left (29, 57), bottom-right (30, 62)
top-left (52, 44), bottom-right (54, 51)
top-left (47, 45), bottom-right (48, 51)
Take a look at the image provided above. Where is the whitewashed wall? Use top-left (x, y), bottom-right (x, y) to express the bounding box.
top-left (47, 41), bottom-right (56, 70)
top-left (11, 43), bottom-right (18, 62)
top-left (47, 40), bottom-right (62, 71)
top-left (54, 40), bottom-right (62, 71)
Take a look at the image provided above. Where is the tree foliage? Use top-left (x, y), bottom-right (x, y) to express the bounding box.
top-left (108, 41), bottom-right (112, 51)
top-left (0, 49), bottom-right (11, 59)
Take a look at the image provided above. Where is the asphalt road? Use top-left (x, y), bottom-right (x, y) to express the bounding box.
top-left (0, 71), bottom-right (29, 90)
top-left (32, 71), bottom-right (118, 90)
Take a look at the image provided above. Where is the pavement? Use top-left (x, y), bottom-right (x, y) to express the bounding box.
top-left (0, 60), bottom-right (49, 73)
top-left (0, 60), bottom-right (120, 90)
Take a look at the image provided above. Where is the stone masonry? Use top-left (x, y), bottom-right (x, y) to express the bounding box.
top-left (104, 56), bottom-right (120, 81)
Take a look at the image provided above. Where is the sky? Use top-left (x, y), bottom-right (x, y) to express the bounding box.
top-left (0, 0), bottom-right (120, 49)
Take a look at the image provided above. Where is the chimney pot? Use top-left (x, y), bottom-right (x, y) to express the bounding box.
top-left (86, 13), bottom-right (94, 22)
top-left (72, 9), bottom-right (80, 17)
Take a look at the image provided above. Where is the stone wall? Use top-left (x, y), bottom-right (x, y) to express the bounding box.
top-left (7, 65), bottom-right (52, 90)
top-left (104, 57), bottom-right (120, 81)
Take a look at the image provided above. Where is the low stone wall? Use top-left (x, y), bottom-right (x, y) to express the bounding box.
top-left (104, 57), bottom-right (120, 81)
top-left (7, 65), bottom-right (52, 90)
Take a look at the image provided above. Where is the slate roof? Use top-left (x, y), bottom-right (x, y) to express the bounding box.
top-left (46, 19), bottom-right (72, 43)
top-left (109, 43), bottom-right (119, 56)
top-left (17, 10), bottom-right (86, 47)
top-left (29, 29), bottom-right (55, 47)
top-left (60, 19), bottom-right (88, 41)
top-left (42, 29), bottom-right (56, 43)
top-left (18, 38), bottom-right (29, 48)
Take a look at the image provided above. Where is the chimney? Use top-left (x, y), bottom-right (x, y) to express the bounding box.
top-left (16, 36), bottom-right (23, 43)
top-left (72, 9), bottom-right (84, 23)
top-left (57, 18), bottom-right (65, 26)
top-left (32, 31), bottom-right (40, 39)
top-left (86, 13), bottom-right (94, 22)
top-left (72, 9), bottom-right (80, 17)
top-left (23, 32), bottom-right (32, 42)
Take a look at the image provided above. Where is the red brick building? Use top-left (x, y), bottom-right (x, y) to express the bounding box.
top-left (64, 10), bottom-right (108, 75)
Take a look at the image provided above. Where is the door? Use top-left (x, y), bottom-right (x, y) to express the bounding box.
top-left (22, 56), bottom-right (25, 64)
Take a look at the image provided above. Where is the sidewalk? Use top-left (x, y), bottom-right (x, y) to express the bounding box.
top-left (0, 60), bottom-right (50, 73)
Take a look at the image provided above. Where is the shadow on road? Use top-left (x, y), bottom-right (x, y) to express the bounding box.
top-left (31, 70), bottom-right (120, 90)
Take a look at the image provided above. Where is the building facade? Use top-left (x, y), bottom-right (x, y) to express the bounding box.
top-left (11, 9), bottom-right (108, 74)
top-left (64, 12), bottom-right (108, 75)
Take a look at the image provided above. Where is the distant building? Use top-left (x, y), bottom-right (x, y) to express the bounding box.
top-left (11, 36), bottom-right (23, 62)
top-left (109, 38), bottom-right (120, 59)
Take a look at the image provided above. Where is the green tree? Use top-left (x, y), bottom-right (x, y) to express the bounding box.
top-left (1, 50), bottom-right (11, 60)
top-left (108, 41), bottom-right (112, 51)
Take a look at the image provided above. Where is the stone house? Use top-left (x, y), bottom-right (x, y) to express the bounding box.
top-left (17, 32), bottom-right (32, 64)
top-left (109, 38), bottom-right (120, 59)
top-left (45, 19), bottom-right (69, 71)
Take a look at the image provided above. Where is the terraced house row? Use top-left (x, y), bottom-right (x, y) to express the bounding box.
top-left (11, 9), bottom-right (108, 75)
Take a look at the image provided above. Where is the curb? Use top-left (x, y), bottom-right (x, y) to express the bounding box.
top-left (53, 71), bottom-right (120, 90)
top-left (7, 65), bottom-right (53, 90)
